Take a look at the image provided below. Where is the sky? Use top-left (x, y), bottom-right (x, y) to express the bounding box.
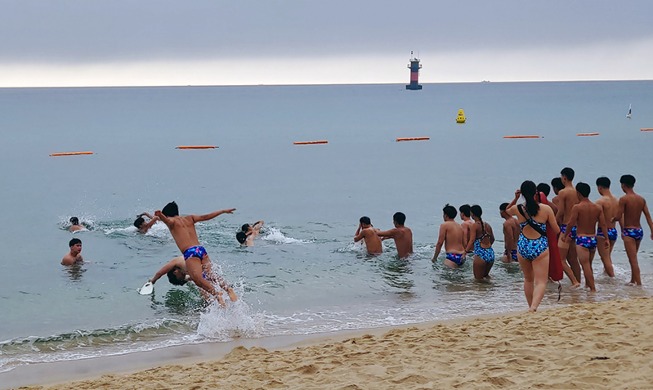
top-left (1, 0), bottom-right (652, 87)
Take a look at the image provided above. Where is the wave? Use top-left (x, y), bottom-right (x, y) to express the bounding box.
top-left (261, 227), bottom-right (311, 244)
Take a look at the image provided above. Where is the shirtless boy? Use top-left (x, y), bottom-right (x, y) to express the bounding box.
top-left (459, 204), bottom-right (475, 250)
top-left (155, 202), bottom-right (238, 305)
top-left (376, 212), bottom-right (413, 259)
top-left (61, 238), bottom-right (83, 265)
top-left (556, 167), bottom-right (581, 286)
top-left (499, 203), bottom-right (520, 263)
top-left (595, 177), bottom-right (618, 277)
top-left (69, 217), bottom-right (85, 232)
top-left (614, 174), bottom-right (653, 286)
top-left (237, 220), bottom-right (264, 246)
top-left (354, 216), bottom-right (383, 255)
top-left (433, 205), bottom-right (466, 267)
top-left (563, 183), bottom-right (609, 292)
top-left (134, 212), bottom-right (159, 234)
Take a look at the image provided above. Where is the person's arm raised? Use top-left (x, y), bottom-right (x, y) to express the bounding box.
top-left (193, 208), bottom-right (236, 223)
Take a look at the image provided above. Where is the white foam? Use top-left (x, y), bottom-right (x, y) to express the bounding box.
top-left (261, 227), bottom-right (310, 244)
top-left (196, 298), bottom-right (265, 341)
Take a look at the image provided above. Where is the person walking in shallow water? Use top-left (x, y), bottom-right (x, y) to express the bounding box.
top-left (354, 216), bottom-right (383, 255)
top-left (613, 174), bottom-right (653, 286)
top-left (465, 205), bottom-right (495, 280)
top-left (376, 212), bottom-right (413, 259)
top-left (507, 181), bottom-right (560, 312)
top-left (432, 204), bottom-right (466, 268)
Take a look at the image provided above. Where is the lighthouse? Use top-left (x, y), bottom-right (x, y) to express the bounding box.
top-left (405, 51), bottom-right (422, 90)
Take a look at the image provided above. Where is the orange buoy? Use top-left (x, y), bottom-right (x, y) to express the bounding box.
top-left (641, 128), bottom-right (653, 132)
top-left (576, 132), bottom-right (600, 137)
top-left (49, 151), bottom-right (94, 157)
top-left (293, 140), bottom-right (328, 145)
top-left (175, 145), bottom-right (217, 149)
top-left (396, 137), bottom-right (430, 142)
top-left (503, 135), bottom-right (541, 139)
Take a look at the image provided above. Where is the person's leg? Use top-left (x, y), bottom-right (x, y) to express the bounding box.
top-left (577, 246), bottom-right (595, 292)
top-left (186, 257), bottom-right (225, 306)
top-left (568, 243), bottom-right (581, 283)
top-left (558, 239), bottom-right (580, 286)
top-left (623, 237), bottom-right (641, 285)
top-left (202, 255), bottom-right (238, 302)
top-left (596, 236), bottom-right (615, 277)
top-left (473, 256), bottom-right (486, 280)
top-left (484, 260), bottom-right (494, 278)
top-left (518, 256), bottom-right (534, 308)
top-left (530, 250), bottom-right (551, 312)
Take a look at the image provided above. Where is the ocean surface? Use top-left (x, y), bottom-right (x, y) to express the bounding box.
top-left (1, 81), bottom-right (652, 374)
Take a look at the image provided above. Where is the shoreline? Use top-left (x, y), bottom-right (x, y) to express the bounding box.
top-left (2, 310), bottom-right (525, 389)
top-left (10, 296), bottom-right (653, 389)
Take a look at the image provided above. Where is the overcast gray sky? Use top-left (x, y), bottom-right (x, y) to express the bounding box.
top-left (1, 0), bottom-right (652, 87)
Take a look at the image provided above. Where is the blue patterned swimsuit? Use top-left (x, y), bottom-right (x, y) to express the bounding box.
top-left (473, 222), bottom-right (494, 263)
top-left (516, 205), bottom-right (548, 261)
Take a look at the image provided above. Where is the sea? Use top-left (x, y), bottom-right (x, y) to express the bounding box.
top-left (1, 81), bottom-right (652, 378)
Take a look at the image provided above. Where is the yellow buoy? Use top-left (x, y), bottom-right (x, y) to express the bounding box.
top-left (456, 109), bottom-right (466, 124)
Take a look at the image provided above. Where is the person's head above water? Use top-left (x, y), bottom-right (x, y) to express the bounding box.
top-left (359, 216), bottom-right (372, 226)
top-left (236, 231), bottom-right (247, 244)
top-left (576, 182), bottom-right (590, 198)
top-left (459, 204), bottom-right (471, 218)
top-left (241, 223), bottom-right (250, 232)
top-left (134, 217), bottom-right (145, 228)
top-left (69, 217), bottom-right (79, 225)
top-left (536, 183), bottom-right (551, 197)
top-left (162, 201), bottom-right (179, 217)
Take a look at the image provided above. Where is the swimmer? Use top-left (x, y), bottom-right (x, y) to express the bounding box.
top-left (133, 212), bottom-right (159, 234)
top-left (556, 167), bottom-right (581, 287)
top-left (236, 220), bottom-right (264, 246)
top-left (155, 202), bottom-right (238, 305)
top-left (507, 181), bottom-right (560, 312)
top-left (432, 204), bottom-right (466, 268)
top-left (465, 205), bottom-right (495, 280)
top-left (354, 216), bottom-right (383, 255)
top-left (499, 202), bottom-right (520, 263)
top-left (594, 177), bottom-right (618, 277)
top-left (68, 217), bottom-right (85, 232)
top-left (613, 174), bottom-right (653, 286)
top-left (376, 212), bottom-right (413, 259)
top-left (563, 182), bottom-right (609, 292)
top-left (61, 238), bottom-right (83, 265)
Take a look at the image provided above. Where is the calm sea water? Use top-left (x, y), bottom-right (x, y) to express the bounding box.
top-left (1, 81), bottom-right (652, 373)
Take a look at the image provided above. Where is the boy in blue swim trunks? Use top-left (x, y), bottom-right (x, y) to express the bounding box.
top-left (595, 177), bottom-right (618, 277)
top-left (556, 167), bottom-right (582, 286)
top-left (155, 201), bottom-right (238, 305)
top-left (614, 175), bottom-right (653, 286)
top-left (432, 204), bottom-right (466, 268)
top-left (563, 183), bottom-right (609, 292)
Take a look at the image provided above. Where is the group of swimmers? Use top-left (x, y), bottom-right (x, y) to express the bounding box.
top-left (423, 168), bottom-right (652, 312)
top-left (60, 168), bottom-right (652, 311)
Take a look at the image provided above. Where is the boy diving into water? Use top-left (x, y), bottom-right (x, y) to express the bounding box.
top-left (155, 201), bottom-right (238, 306)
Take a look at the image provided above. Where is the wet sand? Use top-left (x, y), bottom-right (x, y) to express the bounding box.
top-left (12, 297), bottom-right (653, 389)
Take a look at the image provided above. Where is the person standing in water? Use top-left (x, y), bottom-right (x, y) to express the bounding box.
top-left (594, 177), bottom-right (618, 277)
top-left (465, 205), bottom-right (495, 280)
top-left (507, 181), bottom-right (559, 312)
top-left (563, 182), bottom-right (609, 292)
top-left (613, 174), bottom-right (653, 286)
top-left (556, 167), bottom-right (581, 287)
top-left (499, 203), bottom-right (520, 263)
top-left (376, 212), bottom-right (413, 259)
top-left (432, 204), bottom-right (466, 268)
top-left (354, 216), bottom-right (383, 255)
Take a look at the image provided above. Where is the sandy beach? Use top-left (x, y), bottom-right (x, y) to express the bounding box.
top-left (15, 297), bottom-right (653, 390)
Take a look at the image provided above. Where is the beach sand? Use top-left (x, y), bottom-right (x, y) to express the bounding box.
top-left (20, 297), bottom-right (653, 390)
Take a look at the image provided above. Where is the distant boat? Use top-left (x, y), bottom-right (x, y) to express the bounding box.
top-left (456, 109), bottom-right (466, 124)
top-left (626, 104), bottom-right (632, 119)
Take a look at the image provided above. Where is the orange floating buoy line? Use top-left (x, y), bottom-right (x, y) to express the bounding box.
top-left (293, 140), bottom-right (329, 145)
top-left (49, 151), bottom-right (94, 157)
top-left (641, 128), bottom-right (653, 132)
top-left (503, 135), bottom-right (541, 139)
top-left (576, 132), bottom-right (600, 137)
top-left (175, 145), bottom-right (217, 149)
top-left (396, 137), bottom-right (430, 142)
